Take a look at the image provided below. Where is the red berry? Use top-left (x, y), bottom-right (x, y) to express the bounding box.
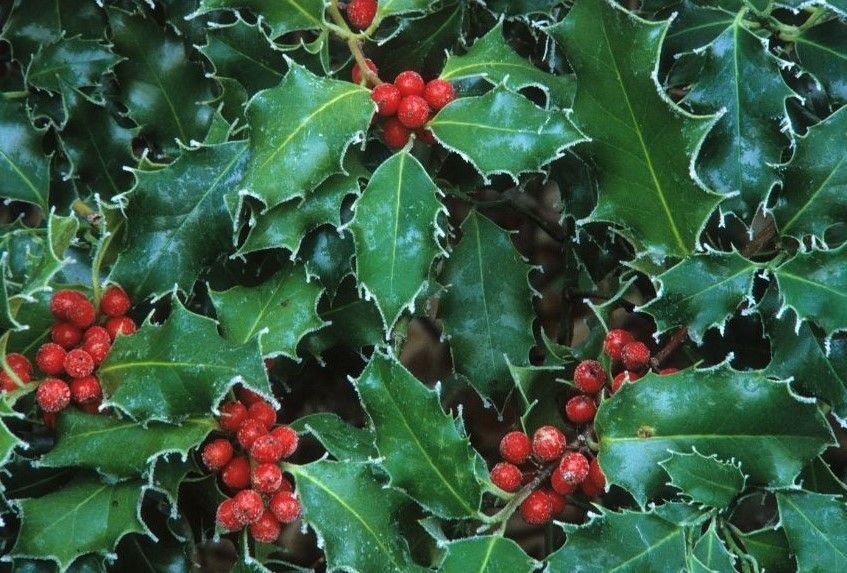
top-left (236, 386), bottom-right (264, 407)
top-left (659, 367), bottom-right (679, 375)
top-left (550, 467), bottom-right (577, 496)
top-left (382, 117), bottom-right (410, 149)
top-left (415, 128), bottom-right (437, 145)
top-left (83, 326), bottom-right (111, 344)
top-left (68, 298), bottom-right (96, 329)
top-left (347, 0), bottom-right (377, 30)
top-left (36, 343), bottom-right (66, 376)
top-left (251, 462), bottom-right (284, 494)
top-left (250, 509), bottom-right (281, 543)
top-left (216, 498), bottom-right (242, 531)
top-left (394, 71), bottom-right (425, 97)
top-left (574, 360), bottom-right (606, 394)
top-left (5, 353), bottom-right (33, 379)
top-left (202, 438), bottom-right (234, 471)
top-left (588, 457), bottom-right (605, 490)
top-left (105, 316), bottom-right (136, 340)
top-left (100, 285), bottom-right (131, 317)
top-left (565, 395), bottom-right (597, 425)
top-left (621, 341), bottom-right (650, 371)
top-left (581, 478), bottom-right (604, 497)
top-left (82, 339), bottom-right (110, 365)
top-left (232, 489), bottom-right (264, 525)
top-left (269, 491), bottom-right (301, 523)
top-left (248, 401), bottom-right (276, 429)
top-left (611, 370), bottom-right (641, 393)
top-left (70, 375), bottom-right (102, 405)
top-left (490, 462), bottom-right (521, 493)
top-left (218, 401), bottom-right (248, 432)
top-left (36, 378), bottom-right (71, 413)
top-left (532, 425), bottom-right (566, 461)
top-left (499, 431), bottom-right (532, 465)
top-left (558, 452), bottom-right (590, 486)
top-left (250, 434), bottom-right (284, 464)
top-left (544, 489), bottom-right (567, 515)
top-left (50, 290), bottom-right (86, 320)
top-left (270, 425), bottom-right (299, 459)
top-left (351, 58), bottom-right (378, 85)
top-left (237, 419), bottom-right (267, 450)
top-left (222, 456), bottom-right (251, 490)
top-left (423, 79), bottom-right (455, 110)
top-left (603, 329), bottom-right (635, 362)
top-left (371, 83), bottom-right (402, 117)
top-left (397, 95), bottom-right (430, 129)
top-left (51, 322), bottom-right (82, 349)
top-left (0, 374), bottom-right (16, 392)
top-left (520, 490), bottom-right (554, 525)
top-left (64, 349), bottom-right (94, 378)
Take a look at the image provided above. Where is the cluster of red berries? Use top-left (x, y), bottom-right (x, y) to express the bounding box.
top-left (344, 0), bottom-right (378, 30)
top-left (207, 387), bottom-right (301, 543)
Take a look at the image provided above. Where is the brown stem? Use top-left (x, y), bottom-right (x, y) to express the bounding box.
top-left (650, 326), bottom-right (689, 370)
top-left (328, 0), bottom-right (382, 87)
top-left (741, 218), bottom-right (777, 258)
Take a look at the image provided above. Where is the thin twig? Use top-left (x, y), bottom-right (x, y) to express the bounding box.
top-left (741, 218), bottom-right (777, 258)
top-left (650, 326), bottom-right (689, 370)
top-left (328, 0), bottom-right (382, 86)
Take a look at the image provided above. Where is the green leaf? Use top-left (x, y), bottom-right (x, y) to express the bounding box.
top-left (438, 211), bottom-right (536, 409)
top-left (209, 266), bottom-right (326, 359)
top-left (738, 527), bottom-right (795, 573)
top-left (795, 19), bottom-right (847, 105)
top-left (351, 353), bottom-right (482, 518)
top-left (508, 362), bottom-right (569, 434)
top-left (773, 245), bottom-right (847, 338)
top-left (548, 0), bottom-right (722, 260)
top-left (378, 0), bottom-right (437, 17)
top-left (301, 228), bottom-right (355, 297)
top-left (98, 299), bottom-right (271, 423)
top-left (196, 0), bottom-right (324, 38)
top-left (26, 37), bottom-right (121, 93)
top-left (484, 0), bottom-right (561, 15)
top-left (291, 412), bottom-right (377, 462)
top-left (439, 536), bottom-right (539, 573)
top-left (147, 455), bottom-right (200, 507)
top-left (663, 3), bottom-right (734, 56)
top-left (39, 410), bottom-right (215, 479)
top-left (596, 366), bottom-right (833, 505)
top-left (303, 278), bottom-right (384, 357)
top-left (241, 63), bottom-right (373, 210)
top-left (440, 22), bottom-right (575, 109)
top-left (690, 522), bottom-right (735, 573)
top-left (772, 105), bottom-right (847, 240)
top-left (108, 8), bottom-right (214, 154)
top-left (0, 416), bottom-right (25, 469)
top-left (659, 450), bottom-right (746, 508)
top-left (10, 475), bottom-right (148, 573)
top-left (0, 97), bottom-right (50, 210)
top-left (109, 141), bottom-right (250, 301)
top-left (546, 508), bottom-right (688, 572)
top-left (776, 491), bottom-right (847, 572)
top-left (1, 0), bottom-right (104, 61)
top-left (291, 460), bottom-right (423, 573)
top-left (639, 251), bottom-right (758, 344)
top-left (798, 456), bottom-right (847, 495)
top-left (429, 88), bottom-right (585, 181)
top-left (350, 151), bottom-right (444, 331)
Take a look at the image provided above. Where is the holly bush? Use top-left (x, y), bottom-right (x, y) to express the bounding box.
top-left (1, 0), bottom-right (846, 571)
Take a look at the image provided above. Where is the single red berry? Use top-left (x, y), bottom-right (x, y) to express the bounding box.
top-left (581, 478), bottom-right (604, 497)
top-left (558, 452), bottom-right (590, 486)
top-left (588, 457), bottom-right (605, 490)
top-left (64, 348), bottom-right (94, 378)
top-left (83, 326), bottom-right (111, 345)
top-left (659, 367), bottom-right (679, 375)
top-left (621, 341), bottom-right (650, 371)
top-left (371, 83), bottom-right (402, 117)
top-left (70, 375), bottom-right (102, 405)
top-left (100, 285), bottom-right (131, 317)
top-left (278, 474), bottom-right (294, 493)
top-left (250, 434), bottom-right (284, 464)
top-left (270, 425), bottom-right (299, 459)
top-left (550, 466), bottom-right (577, 496)
top-left (0, 374), bottom-right (16, 392)
top-left (250, 509), bottom-right (281, 543)
top-left (236, 386), bottom-right (264, 407)
top-left (490, 462), bottom-right (521, 493)
top-left (532, 425), bottom-right (566, 461)
top-left (397, 95), bottom-right (430, 129)
top-left (574, 360), bottom-right (606, 394)
top-left (251, 463), bottom-right (284, 494)
top-left (544, 489), bottom-right (567, 515)
top-left (603, 329), bottom-right (635, 362)
top-left (248, 401), bottom-right (276, 429)
top-left (4, 353), bottom-right (33, 379)
top-left (202, 438), bottom-right (234, 472)
top-left (36, 378), bottom-right (71, 413)
top-left (347, 0), bottom-right (377, 30)
top-left (269, 491), bottom-right (301, 523)
top-left (219, 401), bottom-right (248, 432)
top-left (520, 490), bottom-right (554, 525)
top-left (423, 79), bottom-right (455, 110)
top-left (499, 431), bottom-right (532, 465)
top-left (382, 117), bottom-right (410, 149)
top-left (351, 58), bottom-right (378, 85)
top-left (565, 395), bottom-right (597, 425)
top-left (216, 498), bottom-right (242, 531)
top-left (394, 71), bottom-right (425, 97)
top-left (82, 339), bottom-right (111, 366)
top-left (68, 298), bottom-right (96, 329)
top-left (36, 343), bottom-right (67, 376)
top-left (415, 128), bottom-right (437, 145)
top-left (50, 289), bottom-right (86, 320)
top-left (105, 316), bottom-right (136, 340)
top-left (222, 456), bottom-right (251, 490)
top-left (51, 322), bottom-right (82, 350)
top-left (237, 419), bottom-right (267, 450)
top-left (232, 489), bottom-right (264, 525)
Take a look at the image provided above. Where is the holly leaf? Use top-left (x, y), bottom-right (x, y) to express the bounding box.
top-left (772, 105), bottom-right (847, 240)
top-left (98, 299), bottom-right (272, 423)
top-left (109, 141), bottom-right (250, 301)
top-left (0, 97), bottom-right (50, 210)
top-left (39, 410), bottom-right (215, 479)
top-left (548, 0), bottom-right (723, 260)
top-left (301, 227), bottom-right (355, 298)
top-left (1, 0), bottom-right (104, 62)
top-left (241, 63), bottom-right (373, 210)
top-left (484, 0), bottom-right (561, 15)
top-left (776, 491), bottom-right (847, 571)
top-left (291, 412), bottom-right (377, 462)
top-left (773, 245), bottom-right (847, 338)
top-left (659, 450), bottom-right (746, 509)
top-left (509, 362), bottom-right (569, 434)
top-left (795, 19), bottom-right (847, 105)
top-left (303, 277), bottom-right (385, 357)
top-left (10, 475), bottom-right (148, 573)
top-left (691, 522), bottom-right (736, 573)
top-left (195, 0), bottom-right (324, 39)
top-left (596, 366), bottom-right (833, 505)
top-left (739, 527), bottom-right (795, 573)
top-left (439, 211), bottom-right (536, 409)
top-left (546, 508), bottom-right (688, 572)
top-left (26, 37), bottom-right (121, 93)
top-left (439, 536), bottom-right (539, 573)
top-left (639, 251), bottom-right (759, 344)
top-left (351, 353), bottom-right (482, 518)
top-left (291, 460), bottom-right (424, 573)
top-left (798, 457), bottom-right (847, 495)
top-left (663, 3), bottom-right (735, 56)
top-left (209, 265), bottom-right (326, 359)
top-left (428, 88), bottom-right (585, 182)
top-left (378, 0), bottom-right (437, 17)
top-left (441, 22), bottom-right (575, 109)
top-left (350, 151), bottom-right (444, 332)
